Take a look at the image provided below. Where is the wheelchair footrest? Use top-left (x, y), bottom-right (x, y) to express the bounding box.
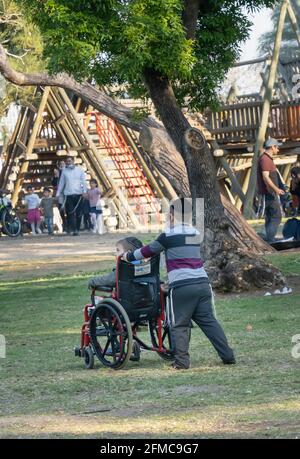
top-left (74, 346), bottom-right (82, 357)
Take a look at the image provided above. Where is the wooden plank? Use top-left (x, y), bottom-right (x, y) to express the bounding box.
top-left (12, 87), bottom-right (51, 206)
top-left (24, 102), bottom-right (38, 113)
top-left (210, 123), bottom-right (260, 135)
top-left (219, 156), bottom-right (245, 202)
top-left (54, 114), bottom-right (66, 125)
top-left (33, 138), bottom-right (63, 149)
top-left (16, 140), bottom-right (27, 152)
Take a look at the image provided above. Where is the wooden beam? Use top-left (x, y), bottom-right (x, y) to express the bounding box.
top-left (219, 156), bottom-right (245, 202)
top-left (287, 0), bottom-right (300, 47)
top-left (54, 114), bottom-right (66, 125)
top-left (15, 140), bottom-right (27, 152)
top-left (33, 138), bottom-right (63, 149)
top-left (243, 0), bottom-right (289, 218)
top-left (12, 87), bottom-right (50, 206)
top-left (232, 56), bottom-right (270, 67)
top-left (24, 102), bottom-right (38, 113)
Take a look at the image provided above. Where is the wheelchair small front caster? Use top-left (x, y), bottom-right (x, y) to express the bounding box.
top-left (74, 346), bottom-right (82, 357)
top-left (84, 346), bottom-right (94, 369)
top-left (130, 342), bottom-right (141, 362)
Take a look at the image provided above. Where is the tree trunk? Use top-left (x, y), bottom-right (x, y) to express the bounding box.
top-left (143, 68), bottom-right (285, 292)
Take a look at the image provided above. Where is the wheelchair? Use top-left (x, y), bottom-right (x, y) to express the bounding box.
top-left (74, 255), bottom-right (175, 370)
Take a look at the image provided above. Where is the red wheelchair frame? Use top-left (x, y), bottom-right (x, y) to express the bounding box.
top-left (75, 256), bottom-right (174, 370)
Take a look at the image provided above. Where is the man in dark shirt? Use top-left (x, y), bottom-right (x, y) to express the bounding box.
top-left (257, 138), bottom-right (284, 242)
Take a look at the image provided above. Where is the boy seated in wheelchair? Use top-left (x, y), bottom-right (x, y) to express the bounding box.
top-left (88, 236), bottom-right (143, 291)
top-left (87, 236), bottom-right (152, 361)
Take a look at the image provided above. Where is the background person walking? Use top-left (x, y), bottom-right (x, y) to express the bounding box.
top-left (56, 156), bottom-right (87, 236)
top-left (257, 138), bottom-right (285, 242)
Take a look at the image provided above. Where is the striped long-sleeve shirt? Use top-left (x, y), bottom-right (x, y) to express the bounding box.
top-left (127, 224), bottom-right (208, 288)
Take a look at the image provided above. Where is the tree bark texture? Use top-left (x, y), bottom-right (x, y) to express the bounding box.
top-left (142, 68), bottom-right (285, 292)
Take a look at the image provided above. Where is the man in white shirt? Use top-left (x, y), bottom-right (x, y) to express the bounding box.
top-left (56, 156), bottom-right (87, 235)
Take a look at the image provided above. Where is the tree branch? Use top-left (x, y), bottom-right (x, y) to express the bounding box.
top-left (0, 44), bottom-right (161, 132)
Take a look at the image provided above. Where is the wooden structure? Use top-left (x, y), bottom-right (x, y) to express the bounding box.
top-left (205, 50), bottom-right (300, 211)
top-left (208, 100), bottom-right (300, 147)
top-left (0, 87), bottom-right (174, 231)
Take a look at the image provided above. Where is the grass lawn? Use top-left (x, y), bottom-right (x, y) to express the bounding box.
top-left (0, 254), bottom-right (300, 438)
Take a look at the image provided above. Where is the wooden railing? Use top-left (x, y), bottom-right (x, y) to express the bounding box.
top-left (207, 101), bottom-right (300, 144)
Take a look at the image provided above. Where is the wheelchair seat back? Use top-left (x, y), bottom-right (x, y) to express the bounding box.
top-left (117, 255), bottom-right (161, 322)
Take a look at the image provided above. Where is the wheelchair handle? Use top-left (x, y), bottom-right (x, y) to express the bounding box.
top-left (91, 288), bottom-right (96, 306)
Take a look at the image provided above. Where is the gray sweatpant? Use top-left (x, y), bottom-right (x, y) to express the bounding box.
top-left (169, 282), bottom-right (234, 368)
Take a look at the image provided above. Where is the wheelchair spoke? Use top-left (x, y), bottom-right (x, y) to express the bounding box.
top-left (102, 338), bottom-right (112, 357)
top-left (89, 300), bottom-right (133, 369)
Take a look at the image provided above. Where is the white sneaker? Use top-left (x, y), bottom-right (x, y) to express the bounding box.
top-left (36, 228), bottom-right (42, 234)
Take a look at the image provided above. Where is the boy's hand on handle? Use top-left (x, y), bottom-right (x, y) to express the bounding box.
top-left (121, 251), bottom-right (129, 261)
top-left (88, 279), bottom-right (95, 289)
top-left (121, 251), bottom-right (133, 262)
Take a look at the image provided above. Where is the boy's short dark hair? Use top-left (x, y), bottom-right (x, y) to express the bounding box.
top-left (43, 187), bottom-right (51, 193)
top-left (117, 237), bottom-right (143, 252)
top-left (90, 179), bottom-right (98, 186)
top-left (26, 185), bottom-right (33, 191)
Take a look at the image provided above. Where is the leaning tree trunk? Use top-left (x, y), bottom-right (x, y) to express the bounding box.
top-left (143, 68), bottom-right (285, 292)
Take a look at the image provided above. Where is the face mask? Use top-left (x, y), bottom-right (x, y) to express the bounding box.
top-left (67, 164), bottom-right (75, 169)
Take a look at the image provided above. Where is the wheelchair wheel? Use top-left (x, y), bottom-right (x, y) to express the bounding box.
top-left (1, 209), bottom-right (21, 237)
top-left (149, 318), bottom-right (175, 361)
top-left (84, 346), bottom-right (94, 369)
top-left (89, 298), bottom-right (133, 370)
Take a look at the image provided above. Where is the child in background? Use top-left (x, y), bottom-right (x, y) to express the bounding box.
top-left (24, 185), bottom-right (41, 235)
top-left (87, 179), bottom-right (104, 234)
top-left (40, 187), bottom-right (55, 235)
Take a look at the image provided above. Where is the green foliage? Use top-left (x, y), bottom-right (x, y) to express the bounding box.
top-left (259, 0), bottom-right (300, 58)
top-left (16, 0), bottom-right (277, 111)
top-left (0, 0), bottom-right (45, 116)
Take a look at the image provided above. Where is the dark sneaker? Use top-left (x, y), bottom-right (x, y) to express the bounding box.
top-left (170, 362), bottom-right (189, 370)
top-left (72, 231), bottom-right (79, 236)
top-left (222, 358), bottom-right (236, 365)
